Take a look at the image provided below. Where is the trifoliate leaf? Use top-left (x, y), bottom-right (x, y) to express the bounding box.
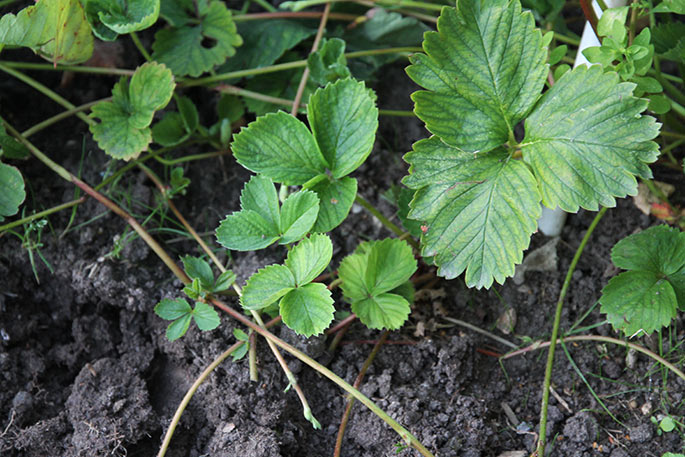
top-left (283, 233), bottom-right (333, 286)
top-left (84, 0), bottom-right (160, 41)
top-left (279, 190), bottom-right (320, 245)
top-left (90, 62), bottom-right (175, 160)
top-left (404, 138), bottom-right (540, 288)
top-left (308, 176), bottom-right (357, 233)
top-left (0, 0), bottom-right (93, 64)
top-left (521, 65), bottom-right (660, 212)
top-left (406, 0), bottom-right (547, 153)
top-left (279, 283), bottom-right (334, 336)
top-left (152, 0), bottom-right (242, 77)
top-left (181, 256), bottom-right (214, 290)
top-left (232, 112), bottom-right (327, 185)
top-left (0, 162), bottom-right (25, 222)
top-left (241, 264), bottom-right (296, 310)
top-left (307, 78), bottom-right (378, 178)
top-left (307, 38), bottom-right (351, 85)
top-left (192, 301), bottom-right (221, 330)
top-left (217, 19), bottom-right (315, 73)
top-left (216, 176), bottom-right (319, 250)
top-left (351, 294), bottom-right (411, 330)
top-left (339, 239), bottom-right (416, 330)
top-left (600, 225), bottom-right (685, 336)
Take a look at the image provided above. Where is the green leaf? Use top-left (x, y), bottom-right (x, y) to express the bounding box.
top-left (521, 65), bottom-right (660, 212)
top-left (152, 112), bottom-right (188, 146)
top-left (279, 190), bottom-right (320, 245)
top-left (232, 112), bottom-right (326, 185)
top-left (181, 256), bottom-right (214, 289)
top-left (652, 23), bottom-right (685, 63)
top-left (351, 294), bottom-right (411, 330)
top-left (169, 167), bottom-right (190, 196)
top-left (599, 225), bottom-right (685, 335)
top-left (84, 0), bottom-right (159, 41)
top-left (307, 78), bottom-right (378, 178)
top-left (0, 0), bottom-right (94, 64)
top-left (406, 0), bottom-right (547, 153)
top-left (215, 210), bottom-right (281, 251)
top-left (597, 6), bottom-right (629, 43)
top-left (601, 271), bottom-right (677, 336)
top-left (241, 264), bottom-right (295, 310)
top-left (192, 301), bottom-right (221, 330)
top-left (182, 278), bottom-right (203, 300)
top-left (152, 0), bottom-right (242, 77)
top-left (279, 283), bottom-right (334, 336)
top-left (0, 162), bottom-right (25, 222)
top-left (309, 176), bottom-right (357, 233)
top-left (214, 270), bottom-right (236, 292)
top-left (231, 342), bottom-right (248, 361)
top-left (307, 38), bottom-right (351, 85)
top-left (177, 96), bottom-right (199, 133)
top-left (216, 176), bottom-right (319, 250)
top-left (90, 62), bottom-right (175, 160)
top-left (548, 44), bottom-right (567, 66)
top-left (404, 138), bottom-right (540, 288)
top-left (155, 298), bottom-right (193, 320)
top-left (165, 314), bottom-right (192, 341)
top-left (283, 233), bottom-right (333, 286)
top-left (0, 125), bottom-right (29, 159)
top-left (216, 19), bottom-right (315, 74)
top-left (364, 238), bottom-right (417, 295)
top-left (652, 0), bottom-right (685, 14)
top-left (233, 328), bottom-right (249, 341)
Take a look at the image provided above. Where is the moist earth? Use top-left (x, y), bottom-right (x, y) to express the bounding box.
top-left (1, 50), bottom-right (684, 457)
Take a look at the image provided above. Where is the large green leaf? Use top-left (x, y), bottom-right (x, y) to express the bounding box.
top-left (307, 78), bottom-right (378, 178)
top-left (279, 283), bottom-right (334, 337)
top-left (84, 0), bottom-right (159, 41)
top-left (0, 0), bottom-right (93, 64)
top-left (404, 138), bottom-right (540, 288)
top-left (364, 238), bottom-right (417, 295)
top-left (406, 0), bottom-right (547, 153)
top-left (521, 65), bottom-right (660, 212)
top-left (0, 162), bottom-right (26, 221)
top-left (232, 112), bottom-right (326, 185)
top-left (152, 0), bottom-right (242, 77)
top-left (241, 264), bottom-right (296, 310)
top-left (351, 294), bottom-right (411, 330)
top-left (283, 233), bottom-right (333, 286)
top-left (217, 19), bottom-right (315, 73)
top-left (279, 191), bottom-right (320, 245)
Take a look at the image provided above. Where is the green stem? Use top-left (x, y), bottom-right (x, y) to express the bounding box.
top-left (234, 11), bottom-right (359, 21)
top-left (0, 197), bottom-right (85, 233)
top-left (502, 335), bottom-right (685, 382)
top-left (354, 195), bottom-right (420, 250)
top-left (152, 150), bottom-right (230, 166)
top-left (0, 63), bottom-right (93, 126)
top-left (130, 32), bottom-right (153, 62)
top-left (552, 32), bottom-right (581, 46)
top-left (209, 295), bottom-right (434, 457)
top-left (281, 0), bottom-right (442, 11)
top-left (536, 206), bottom-right (607, 455)
top-left (0, 61), bottom-right (135, 76)
top-left (182, 47), bottom-right (421, 87)
top-left (21, 98), bottom-right (109, 138)
top-left (249, 0), bottom-right (278, 12)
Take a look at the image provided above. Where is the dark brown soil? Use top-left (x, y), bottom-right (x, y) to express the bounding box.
top-left (1, 46), bottom-right (684, 457)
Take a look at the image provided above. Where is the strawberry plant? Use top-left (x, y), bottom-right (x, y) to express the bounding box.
top-left (1, 0), bottom-right (684, 455)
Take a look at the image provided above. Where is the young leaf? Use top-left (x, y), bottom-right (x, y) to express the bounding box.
top-left (0, 162), bottom-right (26, 222)
top-left (165, 314), bottom-right (193, 341)
top-left (307, 78), bottom-right (378, 178)
top-left (308, 38), bottom-right (351, 85)
top-left (600, 225), bottom-right (685, 336)
top-left (406, 0), bottom-right (547, 153)
top-left (280, 283), bottom-right (334, 337)
top-left (214, 270), bottom-right (236, 292)
top-left (521, 65), bottom-right (660, 212)
top-left (232, 112), bottom-right (327, 185)
top-left (339, 239), bottom-right (417, 329)
top-left (241, 264), bottom-right (296, 310)
top-left (90, 62), bottom-right (175, 160)
top-left (181, 256), bottom-right (214, 290)
top-left (404, 138), bottom-right (540, 288)
top-left (152, 0), bottom-right (242, 77)
top-left (216, 176), bottom-right (319, 250)
top-left (283, 233), bottom-right (333, 285)
top-left (152, 113), bottom-right (189, 146)
top-left (84, 0), bottom-right (160, 41)
top-left (0, 0), bottom-right (93, 64)
top-left (192, 301), bottom-right (221, 330)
